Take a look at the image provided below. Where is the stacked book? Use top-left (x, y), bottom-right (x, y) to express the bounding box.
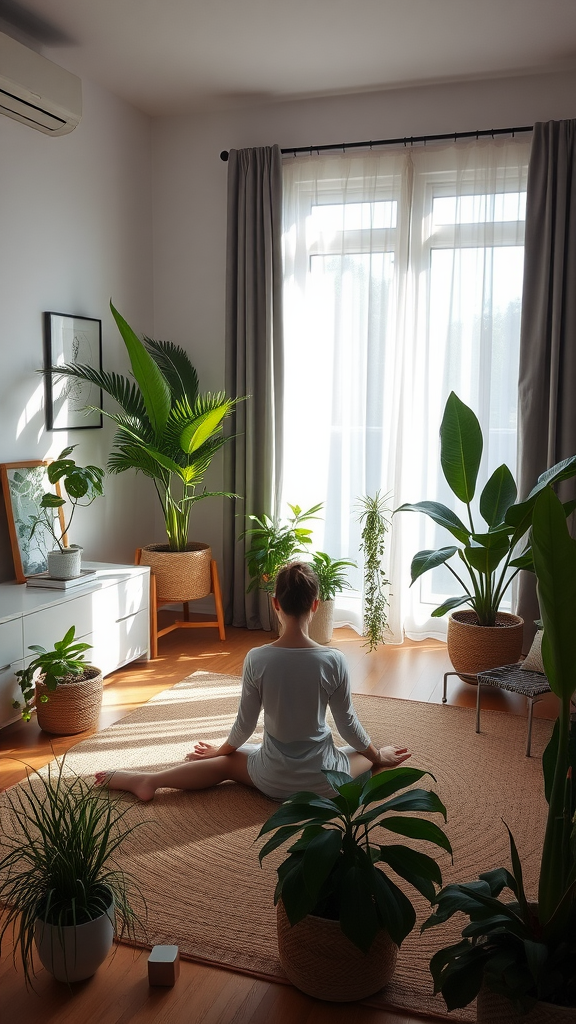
top-left (26, 569), bottom-right (98, 590)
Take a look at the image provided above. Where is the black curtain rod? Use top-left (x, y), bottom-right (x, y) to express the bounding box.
top-left (219, 125), bottom-right (533, 161)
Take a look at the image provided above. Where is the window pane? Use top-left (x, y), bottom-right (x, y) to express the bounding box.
top-left (310, 200), bottom-right (397, 236)
top-left (432, 192), bottom-right (526, 226)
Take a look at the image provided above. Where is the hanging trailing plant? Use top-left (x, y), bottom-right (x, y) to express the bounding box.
top-left (356, 492), bottom-right (392, 651)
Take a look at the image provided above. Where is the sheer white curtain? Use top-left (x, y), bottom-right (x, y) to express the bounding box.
top-left (281, 138), bottom-right (531, 641)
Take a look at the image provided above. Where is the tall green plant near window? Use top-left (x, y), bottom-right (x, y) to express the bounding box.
top-left (47, 302), bottom-right (242, 552)
top-left (357, 492), bottom-right (392, 651)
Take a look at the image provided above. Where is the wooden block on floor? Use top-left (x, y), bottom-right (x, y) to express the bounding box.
top-left (148, 944), bottom-right (180, 986)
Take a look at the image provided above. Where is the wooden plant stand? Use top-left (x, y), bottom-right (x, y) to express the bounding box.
top-left (135, 549), bottom-right (226, 658)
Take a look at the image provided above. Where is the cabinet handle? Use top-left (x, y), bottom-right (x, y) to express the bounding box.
top-left (116, 612), bottom-right (136, 623)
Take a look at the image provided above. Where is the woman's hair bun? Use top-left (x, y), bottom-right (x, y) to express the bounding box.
top-left (274, 561), bottom-right (319, 616)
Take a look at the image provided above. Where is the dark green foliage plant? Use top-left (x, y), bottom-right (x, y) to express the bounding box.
top-left (28, 445), bottom-right (104, 552)
top-left (13, 626), bottom-right (92, 722)
top-left (422, 485), bottom-right (576, 1014)
top-left (258, 766), bottom-right (452, 954)
top-left (309, 551), bottom-right (356, 602)
top-left (0, 755), bottom-right (146, 987)
top-left (242, 502), bottom-right (323, 593)
top-left (47, 302), bottom-right (241, 551)
top-left (356, 492), bottom-right (391, 650)
top-left (396, 391), bottom-right (576, 626)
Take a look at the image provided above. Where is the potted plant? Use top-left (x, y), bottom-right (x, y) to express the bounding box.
top-left (28, 445), bottom-right (104, 580)
top-left (356, 491), bottom-right (392, 651)
top-left (422, 485), bottom-right (576, 1022)
top-left (396, 392), bottom-right (576, 680)
top-left (258, 765), bottom-right (452, 1002)
top-left (0, 755), bottom-right (145, 986)
top-left (242, 502), bottom-right (323, 630)
top-left (308, 551), bottom-right (356, 644)
top-left (13, 625), bottom-right (103, 735)
top-left (47, 301), bottom-right (241, 602)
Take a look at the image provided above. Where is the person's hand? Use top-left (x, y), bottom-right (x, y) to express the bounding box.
top-left (376, 745), bottom-right (411, 767)
top-left (185, 742), bottom-right (221, 761)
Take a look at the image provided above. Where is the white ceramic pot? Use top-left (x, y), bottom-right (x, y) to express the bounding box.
top-left (47, 545), bottom-right (83, 580)
top-left (309, 599), bottom-right (335, 644)
top-left (34, 894), bottom-right (114, 982)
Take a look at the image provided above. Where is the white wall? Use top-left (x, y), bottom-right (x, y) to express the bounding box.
top-left (0, 77), bottom-right (155, 580)
top-left (151, 67), bottom-right (576, 569)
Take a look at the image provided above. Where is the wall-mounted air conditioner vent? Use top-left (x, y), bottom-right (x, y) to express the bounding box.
top-left (0, 31), bottom-right (81, 135)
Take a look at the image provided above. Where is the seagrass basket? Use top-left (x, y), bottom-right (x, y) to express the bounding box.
top-left (309, 599), bottom-right (335, 645)
top-left (477, 986), bottom-right (576, 1023)
top-left (276, 900), bottom-right (397, 1002)
top-left (447, 610), bottom-right (524, 682)
top-left (139, 543), bottom-right (212, 602)
top-left (35, 667), bottom-right (103, 735)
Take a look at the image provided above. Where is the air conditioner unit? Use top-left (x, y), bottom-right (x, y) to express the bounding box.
top-left (0, 31), bottom-right (81, 135)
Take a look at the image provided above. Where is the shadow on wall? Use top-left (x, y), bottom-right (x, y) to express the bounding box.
top-left (0, 495), bottom-right (15, 582)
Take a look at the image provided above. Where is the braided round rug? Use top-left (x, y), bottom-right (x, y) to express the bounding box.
top-left (2, 671), bottom-right (552, 1021)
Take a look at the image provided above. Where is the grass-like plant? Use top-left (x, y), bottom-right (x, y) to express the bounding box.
top-left (356, 491), bottom-right (392, 650)
top-left (309, 551), bottom-right (356, 602)
top-left (0, 756), bottom-right (146, 987)
top-left (259, 766), bottom-right (452, 954)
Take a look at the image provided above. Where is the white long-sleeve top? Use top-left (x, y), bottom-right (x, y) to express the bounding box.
top-left (227, 645), bottom-right (371, 800)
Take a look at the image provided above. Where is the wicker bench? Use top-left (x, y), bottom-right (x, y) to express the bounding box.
top-left (475, 663), bottom-right (551, 756)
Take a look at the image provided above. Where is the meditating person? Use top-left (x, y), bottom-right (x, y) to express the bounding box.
top-left (95, 561), bottom-right (410, 802)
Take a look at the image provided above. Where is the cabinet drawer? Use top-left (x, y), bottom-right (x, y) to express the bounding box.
top-left (91, 609), bottom-right (149, 676)
top-left (91, 574), bottom-right (148, 628)
top-left (0, 658), bottom-right (24, 729)
top-left (23, 594), bottom-right (94, 653)
top-left (0, 617), bottom-right (24, 668)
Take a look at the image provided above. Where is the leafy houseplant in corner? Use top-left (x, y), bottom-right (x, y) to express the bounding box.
top-left (14, 626), bottom-right (102, 735)
top-left (396, 392), bottom-right (576, 681)
top-left (356, 492), bottom-right (392, 651)
top-left (308, 551), bottom-right (356, 645)
top-left (28, 445), bottom-right (104, 580)
top-left (258, 766), bottom-right (452, 1002)
top-left (48, 301), bottom-right (241, 603)
top-left (422, 485), bottom-right (576, 1022)
top-left (0, 756), bottom-right (146, 985)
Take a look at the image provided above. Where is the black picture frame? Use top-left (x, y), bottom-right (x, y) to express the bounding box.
top-left (44, 312), bottom-right (103, 430)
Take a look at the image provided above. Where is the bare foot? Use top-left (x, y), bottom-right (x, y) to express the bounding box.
top-left (94, 770), bottom-right (156, 802)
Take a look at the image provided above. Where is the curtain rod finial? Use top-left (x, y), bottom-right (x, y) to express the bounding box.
top-left (220, 150), bottom-right (229, 162)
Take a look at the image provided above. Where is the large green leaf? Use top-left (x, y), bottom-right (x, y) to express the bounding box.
top-left (360, 766), bottom-right (432, 805)
top-left (372, 868), bottom-right (416, 947)
top-left (431, 595), bottom-right (473, 618)
top-left (382, 815), bottom-right (453, 855)
top-left (339, 864), bottom-right (381, 953)
top-left (440, 392), bottom-right (483, 503)
top-left (356, 788), bottom-right (447, 824)
top-left (110, 302), bottom-right (170, 438)
top-left (143, 337), bottom-right (199, 405)
top-left (463, 539), bottom-right (509, 576)
top-left (180, 405), bottom-right (230, 455)
top-left (377, 845), bottom-right (442, 901)
top-left (480, 464), bottom-right (517, 527)
top-left (527, 454), bottom-right (576, 499)
top-left (410, 547), bottom-right (458, 585)
top-left (301, 828), bottom-right (342, 897)
top-left (395, 501), bottom-right (470, 544)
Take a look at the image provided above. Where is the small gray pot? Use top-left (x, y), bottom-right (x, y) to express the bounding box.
top-left (34, 894), bottom-right (114, 982)
top-left (46, 545), bottom-right (83, 580)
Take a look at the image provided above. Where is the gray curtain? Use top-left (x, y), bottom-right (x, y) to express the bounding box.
top-left (517, 120), bottom-right (576, 646)
top-left (223, 146), bottom-right (284, 628)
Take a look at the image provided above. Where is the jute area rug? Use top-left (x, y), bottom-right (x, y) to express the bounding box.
top-left (2, 672), bottom-right (553, 1022)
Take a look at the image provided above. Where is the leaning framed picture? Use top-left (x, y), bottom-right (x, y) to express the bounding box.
top-left (0, 461), bottom-right (66, 582)
top-left (44, 312), bottom-right (103, 430)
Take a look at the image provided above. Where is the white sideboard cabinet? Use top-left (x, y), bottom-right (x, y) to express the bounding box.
top-left (0, 562), bottom-right (150, 731)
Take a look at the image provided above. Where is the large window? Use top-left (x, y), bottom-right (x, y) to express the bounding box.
top-left (281, 140), bottom-right (531, 640)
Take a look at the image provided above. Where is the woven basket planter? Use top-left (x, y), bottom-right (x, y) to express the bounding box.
top-left (447, 610), bottom-right (524, 683)
top-left (35, 667), bottom-right (103, 735)
top-left (276, 901), bottom-right (397, 1002)
top-left (477, 986), bottom-right (576, 1023)
top-left (309, 599), bottom-right (335, 645)
top-left (139, 543), bottom-right (212, 603)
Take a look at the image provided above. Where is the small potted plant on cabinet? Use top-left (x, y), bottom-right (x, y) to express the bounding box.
top-left (259, 765), bottom-right (451, 1002)
top-left (422, 485), bottom-right (576, 1022)
top-left (396, 392), bottom-right (576, 680)
top-left (0, 756), bottom-right (145, 986)
top-left (14, 626), bottom-right (103, 735)
top-left (308, 551), bottom-right (356, 644)
top-left (28, 445), bottom-right (104, 580)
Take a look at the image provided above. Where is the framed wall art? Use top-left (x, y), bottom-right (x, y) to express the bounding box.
top-left (0, 461), bottom-right (65, 582)
top-left (44, 312), bottom-right (103, 430)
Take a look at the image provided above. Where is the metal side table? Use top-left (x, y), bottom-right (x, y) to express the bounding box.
top-left (475, 664), bottom-right (551, 756)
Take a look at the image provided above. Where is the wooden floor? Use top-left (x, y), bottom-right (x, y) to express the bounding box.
top-left (0, 618), bottom-right (558, 1024)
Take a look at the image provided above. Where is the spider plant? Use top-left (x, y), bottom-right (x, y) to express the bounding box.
top-left (46, 302), bottom-right (242, 551)
top-left (0, 756), bottom-right (146, 987)
top-left (356, 492), bottom-right (392, 650)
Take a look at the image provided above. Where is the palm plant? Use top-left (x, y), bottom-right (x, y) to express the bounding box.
top-left (259, 766), bottom-right (452, 953)
top-left (0, 756), bottom-right (146, 987)
top-left (48, 302), bottom-right (242, 551)
top-left (423, 486), bottom-right (576, 1014)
